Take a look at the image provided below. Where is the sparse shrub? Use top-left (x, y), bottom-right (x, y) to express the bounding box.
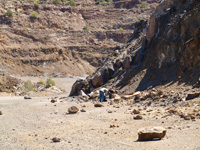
top-left (62, 0), bottom-right (68, 3)
top-left (69, 0), bottom-right (76, 7)
top-left (30, 11), bottom-right (38, 19)
top-left (38, 79), bottom-right (45, 85)
top-left (140, 3), bottom-right (146, 9)
top-left (46, 77), bottom-right (56, 88)
top-left (96, 0), bottom-right (105, 5)
top-left (34, 2), bottom-right (39, 9)
top-left (23, 26), bottom-right (29, 30)
top-left (52, 0), bottom-right (62, 4)
top-left (83, 25), bottom-right (89, 31)
top-left (119, 27), bottom-right (123, 31)
top-left (24, 80), bottom-right (34, 93)
top-left (5, 10), bottom-right (13, 17)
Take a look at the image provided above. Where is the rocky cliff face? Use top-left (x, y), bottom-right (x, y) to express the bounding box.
top-left (140, 0), bottom-right (200, 90)
top-left (0, 0), bottom-right (159, 76)
top-left (70, 0), bottom-right (200, 96)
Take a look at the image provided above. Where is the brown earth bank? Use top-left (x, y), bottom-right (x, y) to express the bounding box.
top-left (0, 0), bottom-right (159, 76)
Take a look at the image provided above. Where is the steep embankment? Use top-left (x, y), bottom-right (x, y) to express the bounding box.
top-left (70, 0), bottom-right (200, 96)
top-left (0, 0), bottom-right (159, 76)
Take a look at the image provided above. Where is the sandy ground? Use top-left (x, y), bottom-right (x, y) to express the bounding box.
top-left (0, 77), bottom-right (200, 150)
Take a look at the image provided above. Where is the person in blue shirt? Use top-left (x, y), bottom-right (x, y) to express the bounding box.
top-left (99, 88), bottom-right (108, 102)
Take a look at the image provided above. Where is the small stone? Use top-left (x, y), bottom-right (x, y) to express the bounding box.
top-left (94, 103), bottom-right (104, 107)
top-left (51, 99), bottom-right (57, 103)
top-left (190, 115), bottom-right (196, 119)
top-left (133, 109), bottom-right (140, 114)
top-left (80, 109), bottom-right (86, 112)
top-left (134, 115), bottom-right (143, 120)
top-left (184, 116), bottom-right (190, 120)
top-left (113, 105), bottom-right (120, 108)
top-left (108, 110), bottom-right (112, 113)
top-left (167, 126), bottom-right (172, 129)
top-left (54, 110), bottom-right (58, 114)
top-left (52, 137), bottom-right (61, 142)
top-left (138, 126), bottom-right (167, 141)
top-left (0, 111), bottom-right (2, 115)
top-left (68, 106), bottom-right (79, 114)
top-left (24, 96), bottom-right (32, 99)
top-left (110, 125), bottom-right (115, 128)
top-left (104, 132), bottom-right (108, 134)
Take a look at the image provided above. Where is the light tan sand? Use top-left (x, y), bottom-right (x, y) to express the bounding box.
top-left (0, 77), bottom-right (200, 150)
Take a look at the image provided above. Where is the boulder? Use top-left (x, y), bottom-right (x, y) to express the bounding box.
top-left (68, 106), bottom-right (79, 114)
top-left (122, 95), bottom-right (133, 99)
top-left (122, 56), bottom-right (131, 69)
top-left (134, 115), bottom-right (143, 120)
top-left (114, 94), bottom-right (121, 100)
top-left (146, 0), bottom-right (174, 41)
top-left (80, 109), bottom-right (86, 112)
top-left (138, 126), bottom-right (167, 141)
top-left (52, 137), bottom-right (61, 142)
top-left (79, 90), bottom-right (87, 96)
top-left (94, 103), bottom-right (104, 107)
top-left (91, 72), bottom-right (104, 87)
top-left (114, 59), bottom-right (122, 68)
top-left (133, 109), bottom-right (140, 114)
top-left (186, 92), bottom-right (200, 100)
top-left (133, 91), bottom-right (141, 97)
top-left (51, 99), bottom-right (57, 103)
top-left (146, 14), bottom-right (156, 41)
top-left (88, 90), bottom-right (99, 99)
top-left (24, 96), bottom-right (32, 99)
top-left (79, 90), bottom-right (89, 100)
top-left (69, 79), bottom-right (89, 96)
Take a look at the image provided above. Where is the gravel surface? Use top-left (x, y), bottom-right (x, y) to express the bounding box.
top-left (0, 77), bottom-right (200, 150)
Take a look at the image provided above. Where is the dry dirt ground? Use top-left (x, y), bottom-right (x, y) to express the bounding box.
top-left (0, 77), bottom-right (200, 150)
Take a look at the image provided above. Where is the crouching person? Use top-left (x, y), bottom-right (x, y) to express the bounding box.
top-left (99, 88), bottom-right (108, 102)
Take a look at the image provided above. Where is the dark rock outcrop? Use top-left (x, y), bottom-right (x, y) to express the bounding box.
top-left (70, 0), bottom-right (200, 96)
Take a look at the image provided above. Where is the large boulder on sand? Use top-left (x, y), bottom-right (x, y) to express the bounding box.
top-left (69, 79), bottom-right (89, 96)
top-left (91, 72), bottom-right (104, 88)
top-left (138, 126), bottom-right (167, 141)
top-left (91, 66), bottom-right (114, 88)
